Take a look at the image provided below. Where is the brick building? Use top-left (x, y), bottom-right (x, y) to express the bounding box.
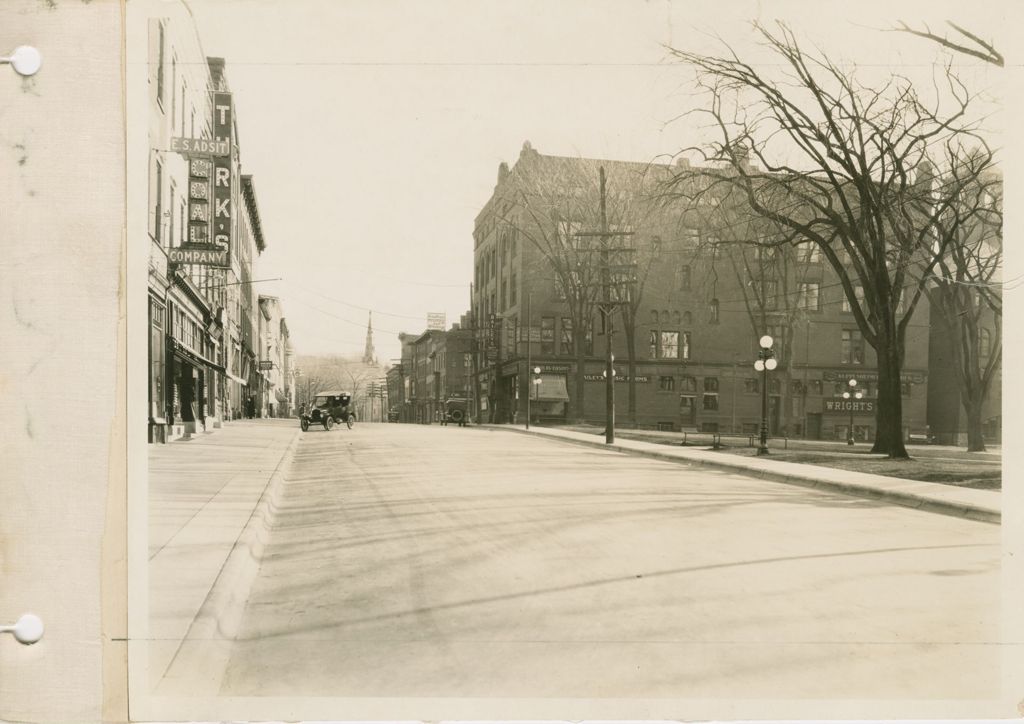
top-left (470, 142), bottom-right (933, 440)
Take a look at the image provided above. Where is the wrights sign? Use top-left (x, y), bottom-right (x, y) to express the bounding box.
top-left (823, 397), bottom-right (875, 415)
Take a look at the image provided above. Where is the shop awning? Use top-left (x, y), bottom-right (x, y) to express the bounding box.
top-left (535, 375), bottom-right (570, 401)
top-left (226, 372), bottom-right (248, 386)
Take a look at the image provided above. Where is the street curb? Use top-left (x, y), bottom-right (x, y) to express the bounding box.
top-left (484, 426), bottom-right (1000, 525)
top-left (157, 426), bottom-right (303, 696)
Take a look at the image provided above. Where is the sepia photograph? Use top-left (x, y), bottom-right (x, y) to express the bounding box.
top-left (122, 0), bottom-right (1014, 720)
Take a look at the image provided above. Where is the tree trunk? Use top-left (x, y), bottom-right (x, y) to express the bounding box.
top-left (964, 395), bottom-right (987, 452)
top-left (574, 334), bottom-right (586, 424)
top-left (871, 338), bottom-right (909, 458)
top-left (625, 321), bottom-right (637, 428)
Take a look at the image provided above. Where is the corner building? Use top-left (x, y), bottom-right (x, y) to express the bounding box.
top-left (470, 142), bottom-right (931, 441)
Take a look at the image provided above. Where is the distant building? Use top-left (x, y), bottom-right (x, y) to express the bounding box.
top-left (470, 142), bottom-right (932, 439)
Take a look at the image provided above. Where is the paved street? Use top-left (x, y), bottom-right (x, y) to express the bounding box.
top-left (164, 422), bottom-right (1000, 700)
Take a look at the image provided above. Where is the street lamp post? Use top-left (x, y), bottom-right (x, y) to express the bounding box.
top-left (753, 335), bottom-right (777, 455)
top-left (842, 378), bottom-right (862, 445)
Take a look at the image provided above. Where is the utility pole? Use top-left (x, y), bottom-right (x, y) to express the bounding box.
top-left (526, 290), bottom-right (532, 430)
top-left (575, 166), bottom-right (634, 445)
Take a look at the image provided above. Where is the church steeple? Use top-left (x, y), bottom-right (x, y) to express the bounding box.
top-left (363, 311), bottom-right (376, 365)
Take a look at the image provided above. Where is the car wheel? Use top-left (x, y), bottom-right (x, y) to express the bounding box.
top-left (346, 415), bottom-right (354, 429)
top-left (300, 418), bottom-right (309, 432)
top-left (323, 416), bottom-right (333, 431)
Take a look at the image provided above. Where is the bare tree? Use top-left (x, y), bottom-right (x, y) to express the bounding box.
top-left (497, 153), bottom-right (644, 424)
top-left (892, 21), bottom-right (1003, 67)
top-left (914, 155), bottom-right (1002, 450)
top-left (663, 22), bottom-right (994, 458)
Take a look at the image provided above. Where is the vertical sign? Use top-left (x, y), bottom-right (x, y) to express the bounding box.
top-left (212, 91), bottom-right (234, 262)
top-left (188, 157), bottom-right (211, 244)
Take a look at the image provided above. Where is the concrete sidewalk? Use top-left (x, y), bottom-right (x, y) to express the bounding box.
top-left (479, 424), bottom-right (1000, 524)
top-left (147, 418), bottom-right (301, 693)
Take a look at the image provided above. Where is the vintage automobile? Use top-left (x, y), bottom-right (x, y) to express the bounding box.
top-left (443, 396), bottom-right (469, 426)
top-left (300, 390), bottom-right (355, 431)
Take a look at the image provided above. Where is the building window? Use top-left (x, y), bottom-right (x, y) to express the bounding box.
top-left (841, 329), bottom-right (865, 364)
top-left (704, 377), bottom-right (719, 392)
top-left (798, 282), bottom-right (820, 311)
top-left (744, 378), bottom-right (759, 393)
top-left (560, 317), bottom-right (574, 355)
top-left (649, 329), bottom-right (658, 359)
top-left (842, 285), bottom-right (865, 313)
top-left (510, 271), bottom-right (517, 306)
top-left (678, 265), bottom-right (691, 290)
top-left (752, 280), bottom-right (778, 309)
top-left (168, 181), bottom-right (176, 248)
top-left (170, 56), bottom-right (177, 129)
top-left (680, 375), bottom-right (697, 392)
top-left (800, 241), bottom-right (821, 263)
top-left (980, 328), bottom-right (992, 357)
top-left (702, 394), bottom-right (719, 411)
top-left (680, 331), bottom-right (691, 360)
top-left (660, 331), bottom-right (679, 359)
top-left (659, 376), bottom-right (675, 391)
top-left (540, 317), bottom-right (555, 355)
top-left (792, 379), bottom-right (806, 395)
top-left (709, 298), bottom-right (720, 324)
top-left (156, 21), bottom-right (165, 109)
top-left (902, 382), bottom-right (912, 396)
top-left (153, 159), bottom-right (163, 243)
top-left (768, 378), bottom-right (782, 394)
top-left (701, 421), bottom-right (720, 432)
top-left (683, 311), bottom-right (692, 325)
top-left (809, 379), bottom-right (823, 395)
top-left (554, 275), bottom-right (566, 301)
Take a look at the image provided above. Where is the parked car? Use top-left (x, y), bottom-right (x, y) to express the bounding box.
top-left (907, 429), bottom-right (937, 445)
top-left (300, 391), bottom-right (354, 431)
top-left (387, 408), bottom-right (400, 423)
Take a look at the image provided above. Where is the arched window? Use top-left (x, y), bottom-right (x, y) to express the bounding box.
top-left (683, 311), bottom-right (692, 326)
top-left (661, 309), bottom-right (670, 325)
top-left (672, 311), bottom-right (681, 326)
top-left (650, 310), bottom-right (659, 326)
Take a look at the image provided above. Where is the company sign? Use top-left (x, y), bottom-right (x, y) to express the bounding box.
top-left (823, 397), bottom-right (876, 415)
top-left (821, 370), bottom-right (925, 384)
top-left (427, 312), bottom-right (446, 331)
top-left (584, 374), bottom-right (650, 383)
top-left (171, 137), bottom-right (229, 156)
top-left (168, 243), bottom-right (228, 267)
top-left (259, 360), bottom-right (274, 371)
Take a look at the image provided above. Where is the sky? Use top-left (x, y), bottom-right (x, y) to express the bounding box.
top-left (182, 0), bottom-right (1010, 363)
